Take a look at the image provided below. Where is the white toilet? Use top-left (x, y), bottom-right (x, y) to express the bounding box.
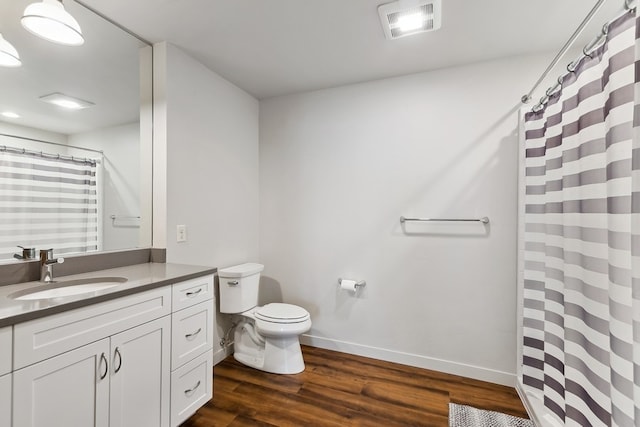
top-left (218, 263), bottom-right (312, 374)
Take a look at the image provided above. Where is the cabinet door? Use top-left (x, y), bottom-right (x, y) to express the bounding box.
top-left (109, 316), bottom-right (171, 427)
top-left (0, 373), bottom-right (11, 427)
top-left (13, 338), bottom-right (110, 427)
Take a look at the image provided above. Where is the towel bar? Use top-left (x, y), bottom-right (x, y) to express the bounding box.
top-left (400, 216), bottom-right (489, 224)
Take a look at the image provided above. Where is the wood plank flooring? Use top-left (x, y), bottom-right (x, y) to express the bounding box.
top-left (182, 345), bottom-right (529, 427)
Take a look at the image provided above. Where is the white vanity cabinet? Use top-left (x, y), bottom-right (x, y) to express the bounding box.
top-left (7, 273), bottom-right (215, 427)
top-left (13, 317), bottom-right (171, 427)
top-left (12, 286), bottom-right (172, 427)
top-left (0, 326), bottom-right (12, 427)
top-left (170, 275), bottom-right (215, 426)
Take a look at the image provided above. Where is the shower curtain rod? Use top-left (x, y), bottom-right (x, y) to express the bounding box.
top-left (521, 0), bottom-right (635, 105)
top-left (0, 144), bottom-right (100, 165)
top-left (0, 133), bottom-right (104, 155)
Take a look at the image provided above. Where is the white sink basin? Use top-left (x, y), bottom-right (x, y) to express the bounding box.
top-left (10, 277), bottom-right (128, 301)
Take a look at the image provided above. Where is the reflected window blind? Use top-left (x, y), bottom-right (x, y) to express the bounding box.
top-left (0, 149), bottom-right (100, 260)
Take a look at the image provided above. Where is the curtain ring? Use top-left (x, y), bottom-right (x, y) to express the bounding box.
top-left (567, 57), bottom-right (581, 72)
top-left (546, 79), bottom-right (562, 97)
top-left (583, 33), bottom-right (605, 58)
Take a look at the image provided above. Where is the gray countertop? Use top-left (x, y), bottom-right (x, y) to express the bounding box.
top-left (0, 262), bottom-right (216, 327)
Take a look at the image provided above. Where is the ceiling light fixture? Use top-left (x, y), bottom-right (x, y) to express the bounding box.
top-left (39, 92), bottom-right (94, 110)
top-left (21, 0), bottom-right (84, 46)
top-left (378, 0), bottom-right (441, 40)
top-left (0, 34), bottom-right (21, 67)
top-left (1, 112), bottom-right (21, 119)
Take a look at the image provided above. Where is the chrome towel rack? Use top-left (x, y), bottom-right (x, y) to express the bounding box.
top-left (400, 216), bottom-right (489, 224)
top-left (110, 214), bottom-right (141, 228)
top-left (110, 215), bottom-right (141, 220)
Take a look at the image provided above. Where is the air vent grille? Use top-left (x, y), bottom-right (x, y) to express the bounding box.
top-left (378, 0), bottom-right (441, 40)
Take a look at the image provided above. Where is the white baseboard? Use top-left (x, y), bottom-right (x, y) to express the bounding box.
top-left (300, 334), bottom-right (515, 387)
top-left (213, 345), bottom-right (231, 365)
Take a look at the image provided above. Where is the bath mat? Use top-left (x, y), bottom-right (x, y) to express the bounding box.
top-left (449, 403), bottom-right (533, 427)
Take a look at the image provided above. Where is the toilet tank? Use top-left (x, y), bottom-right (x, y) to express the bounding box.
top-left (218, 263), bottom-right (264, 314)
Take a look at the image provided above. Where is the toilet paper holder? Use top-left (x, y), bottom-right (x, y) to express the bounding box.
top-left (338, 278), bottom-right (366, 288)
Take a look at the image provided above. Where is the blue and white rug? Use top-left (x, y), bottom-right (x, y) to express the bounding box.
top-left (449, 403), bottom-right (534, 427)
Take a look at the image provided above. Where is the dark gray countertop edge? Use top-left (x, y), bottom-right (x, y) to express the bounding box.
top-left (0, 265), bottom-right (217, 328)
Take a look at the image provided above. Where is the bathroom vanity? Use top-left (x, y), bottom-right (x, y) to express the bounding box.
top-left (0, 262), bottom-right (216, 427)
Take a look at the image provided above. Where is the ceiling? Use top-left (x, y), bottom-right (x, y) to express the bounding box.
top-left (81, 0), bottom-right (625, 100)
top-left (0, 0), bottom-right (627, 137)
top-left (0, 0), bottom-right (144, 135)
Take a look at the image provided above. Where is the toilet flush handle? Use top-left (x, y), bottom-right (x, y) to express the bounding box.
top-left (228, 280), bottom-right (239, 286)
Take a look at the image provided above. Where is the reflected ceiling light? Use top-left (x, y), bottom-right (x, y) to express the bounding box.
top-left (21, 0), bottom-right (84, 46)
top-left (1, 112), bottom-right (21, 119)
top-left (0, 34), bottom-right (21, 67)
top-left (378, 0), bottom-right (441, 40)
top-left (39, 92), bottom-right (94, 110)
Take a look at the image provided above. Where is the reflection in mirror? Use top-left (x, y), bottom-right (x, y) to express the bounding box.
top-left (0, 0), bottom-right (152, 262)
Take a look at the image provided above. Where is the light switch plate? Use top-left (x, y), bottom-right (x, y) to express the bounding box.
top-left (176, 224), bottom-right (187, 242)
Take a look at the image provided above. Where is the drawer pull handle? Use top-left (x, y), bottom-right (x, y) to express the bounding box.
top-left (186, 288), bottom-right (202, 297)
top-left (114, 347), bottom-right (122, 374)
top-left (99, 353), bottom-right (108, 380)
top-left (228, 280), bottom-right (239, 286)
top-left (185, 328), bottom-right (202, 339)
top-left (184, 380), bottom-right (201, 396)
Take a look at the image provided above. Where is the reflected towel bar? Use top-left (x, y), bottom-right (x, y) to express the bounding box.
top-left (110, 215), bottom-right (141, 220)
top-left (400, 216), bottom-right (489, 224)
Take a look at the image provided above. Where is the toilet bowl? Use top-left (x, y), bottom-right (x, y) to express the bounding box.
top-left (219, 263), bottom-right (312, 374)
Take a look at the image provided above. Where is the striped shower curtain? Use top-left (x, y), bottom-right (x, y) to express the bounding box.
top-left (0, 148), bottom-right (100, 260)
top-left (521, 10), bottom-right (639, 427)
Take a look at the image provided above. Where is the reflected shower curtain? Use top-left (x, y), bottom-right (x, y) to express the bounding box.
top-left (521, 10), bottom-right (639, 427)
top-left (0, 149), bottom-right (99, 260)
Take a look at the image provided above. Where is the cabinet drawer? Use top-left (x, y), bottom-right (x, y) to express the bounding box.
top-left (171, 299), bottom-right (214, 370)
top-left (170, 350), bottom-right (213, 427)
top-left (14, 286), bottom-right (171, 369)
top-left (172, 275), bottom-right (214, 312)
top-left (0, 326), bottom-right (11, 375)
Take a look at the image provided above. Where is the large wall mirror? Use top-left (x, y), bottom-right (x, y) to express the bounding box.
top-left (0, 0), bottom-right (152, 262)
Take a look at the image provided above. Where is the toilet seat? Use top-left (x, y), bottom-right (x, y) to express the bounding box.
top-left (255, 303), bottom-right (310, 324)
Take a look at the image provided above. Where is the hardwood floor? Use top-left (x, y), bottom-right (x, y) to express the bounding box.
top-left (182, 345), bottom-right (529, 427)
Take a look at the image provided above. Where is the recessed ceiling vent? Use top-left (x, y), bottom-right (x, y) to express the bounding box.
top-left (378, 0), bottom-right (441, 40)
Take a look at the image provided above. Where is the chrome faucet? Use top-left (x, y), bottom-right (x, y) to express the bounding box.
top-left (40, 249), bottom-right (65, 283)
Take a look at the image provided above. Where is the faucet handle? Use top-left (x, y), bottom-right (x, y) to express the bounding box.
top-left (45, 257), bottom-right (64, 265)
top-left (39, 249), bottom-right (53, 260)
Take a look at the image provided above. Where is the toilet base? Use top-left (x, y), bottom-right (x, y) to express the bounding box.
top-left (233, 318), bottom-right (306, 375)
top-left (261, 336), bottom-right (305, 374)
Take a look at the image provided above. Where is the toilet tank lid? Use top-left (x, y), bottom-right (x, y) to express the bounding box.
top-left (218, 263), bottom-right (264, 278)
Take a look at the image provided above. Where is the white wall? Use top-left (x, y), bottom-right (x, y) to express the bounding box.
top-left (69, 122), bottom-right (141, 251)
top-left (0, 122), bottom-right (67, 147)
top-left (259, 54), bottom-right (548, 386)
top-left (154, 42), bottom-right (260, 363)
